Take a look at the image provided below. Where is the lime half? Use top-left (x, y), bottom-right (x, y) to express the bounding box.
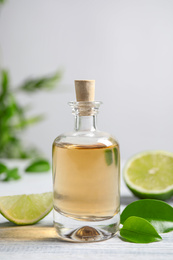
top-left (123, 151), bottom-right (173, 200)
top-left (0, 192), bottom-right (53, 225)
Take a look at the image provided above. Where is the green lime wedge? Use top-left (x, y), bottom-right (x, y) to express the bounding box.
top-left (123, 151), bottom-right (173, 200)
top-left (0, 192), bottom-right (53, 225)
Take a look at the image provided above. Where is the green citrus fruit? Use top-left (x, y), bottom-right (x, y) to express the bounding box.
top-left (123, 151), bottom-right (173, 200)
top-left (0, 192), bottom-right (53, 225)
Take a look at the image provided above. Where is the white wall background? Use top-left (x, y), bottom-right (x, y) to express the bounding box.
top-left (0, 0), bottom-right (173, 160)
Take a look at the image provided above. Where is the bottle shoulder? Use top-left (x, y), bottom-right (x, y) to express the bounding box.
top-left (53, 130), bottom-right (119, 148)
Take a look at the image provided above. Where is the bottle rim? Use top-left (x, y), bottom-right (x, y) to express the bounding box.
top-left (68, 101), bottom-right (102, 107)
top-left (68, 101), bottom-right (102, 115)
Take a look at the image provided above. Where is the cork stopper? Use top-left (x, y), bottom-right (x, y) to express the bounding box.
top-left (75, 80), bottom-right (95, 102)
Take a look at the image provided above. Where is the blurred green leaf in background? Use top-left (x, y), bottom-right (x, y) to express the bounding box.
top-left (0, 0), bottom-right (6, 4)
top-left (0, 69), bottom-right (62, 159)
top-left (19, 71), bottom-right (61, 92)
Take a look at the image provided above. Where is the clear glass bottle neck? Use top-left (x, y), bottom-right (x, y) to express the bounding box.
top-left (68, 101), bottom-right (102, 132)
top-left (75, 115), bottom-right (97, 131)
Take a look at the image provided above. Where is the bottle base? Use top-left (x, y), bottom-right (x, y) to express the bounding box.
top-left (53, 209), bottom-right (120, 242)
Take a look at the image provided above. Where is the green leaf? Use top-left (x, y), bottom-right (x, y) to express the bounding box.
top-left (0, 163), bottom-right (7, 174)
top-left (121, 199), bottom-right (173, 233)
top-left (14, 115), bottom-right (44, 129)
top-left (0, 70), bottom-right (9, 100)
top-left (19, 71), bottom-right (62, 92)
top-left (0, 0), bottom-right (6, 4)
top-left (2, 70), bottom-right (9, 92)
top-left (3, 168), bottom-right (21, 181)
top-left (120, 216), bottom-right (162, 243)
top-left (25, 159), bottom-right (50, 172)
top-left (0, 166), bottom-right (21, 182)
top-left (105, 149), bottom-right (113, 166)
top-left (0, 163), bottom-right (21, 182)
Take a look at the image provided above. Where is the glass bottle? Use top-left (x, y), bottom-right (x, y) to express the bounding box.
top-left (52, 80), bottom-right (120, 242)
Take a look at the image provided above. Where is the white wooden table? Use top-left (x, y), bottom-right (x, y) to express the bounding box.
top-left (0, 160), bottom-right (173, 260)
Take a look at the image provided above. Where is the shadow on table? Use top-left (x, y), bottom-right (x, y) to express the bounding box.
top-left (121, 195), bottom-right (173, 206)
top-left (0, 222), bottom-right (64, 242)
top-left (120, 196), bottom-right (138, 205)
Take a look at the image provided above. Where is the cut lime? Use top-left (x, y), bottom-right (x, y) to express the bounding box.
top-left (0, 192), bottom-right (53, 225)
top-left (123, 151), bottom-right (173, 200)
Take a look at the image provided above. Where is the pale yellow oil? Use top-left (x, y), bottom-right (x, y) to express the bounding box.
top-left (52, 143), bottom-right (120, 221)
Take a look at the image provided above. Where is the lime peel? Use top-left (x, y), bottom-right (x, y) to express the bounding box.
top-left (123, 150), bottom-right (173, 200)
top-left (0, 192), bottom-right (53, 225)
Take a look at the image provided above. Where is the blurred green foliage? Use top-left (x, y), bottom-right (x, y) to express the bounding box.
top-left (0, 162), bottom-right (20, 181)
top-left (0, 70), bottom-right (61, 158)
top-left (0, 159), bottom-right (51, 182)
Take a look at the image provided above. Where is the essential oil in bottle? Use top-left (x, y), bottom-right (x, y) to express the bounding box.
top-left (52, 80), bottom-right (120, 242)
